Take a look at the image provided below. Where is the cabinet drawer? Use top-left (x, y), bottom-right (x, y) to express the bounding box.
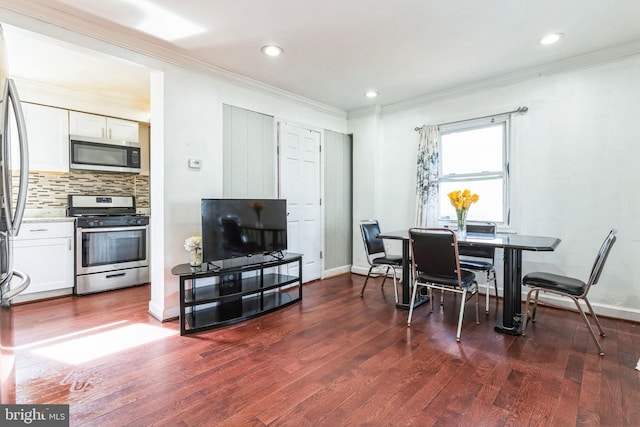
top-left (16, 222), bottom-right (74, 240)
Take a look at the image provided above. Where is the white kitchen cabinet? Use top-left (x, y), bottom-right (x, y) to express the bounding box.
top-left (108, 117), bottom-right (139, 142)
top-left (12, 221), bottom-right (75, 299)
top-left (69, 111), bottom-right (139, 142)
top-left (11, 103), bottom-right (69, 172)
top-left (68, 111), bottom-right (104, 138)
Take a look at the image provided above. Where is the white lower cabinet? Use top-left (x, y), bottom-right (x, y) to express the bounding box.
top-left (12, 221), bottom-right (75, 302)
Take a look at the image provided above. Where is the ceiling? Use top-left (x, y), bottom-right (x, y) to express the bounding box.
top-left (3, 0), bottom-right (640, 113)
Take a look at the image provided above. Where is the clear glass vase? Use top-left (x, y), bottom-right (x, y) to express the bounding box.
top-left (456, 209), bottom-right (468, 240)
top-left (189, 249), bottom-right (202, 267)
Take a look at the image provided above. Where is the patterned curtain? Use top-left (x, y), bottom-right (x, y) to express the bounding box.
top-left (415, 125), bottom-right (439, 226)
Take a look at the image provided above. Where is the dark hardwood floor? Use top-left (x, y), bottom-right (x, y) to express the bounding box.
top-left (3, 273), bottom-right (640, 426)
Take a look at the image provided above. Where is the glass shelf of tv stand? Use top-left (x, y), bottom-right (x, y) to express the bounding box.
top-left (183, 272), bottom-right (300, 304)
top-left (172, 252), bottom-right (302, 335)
top-left (171, 252), bottom-right (298, 276)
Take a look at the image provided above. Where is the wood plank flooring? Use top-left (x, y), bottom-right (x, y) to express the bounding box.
top-left (3, 273), bottom-right (640, 426)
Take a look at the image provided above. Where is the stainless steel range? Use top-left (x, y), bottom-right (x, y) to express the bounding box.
top-left (68, 195), bottom-right (149, 295)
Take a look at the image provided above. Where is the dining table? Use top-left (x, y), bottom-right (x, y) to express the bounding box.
top-left (377, 229), bottom-right (561, 335)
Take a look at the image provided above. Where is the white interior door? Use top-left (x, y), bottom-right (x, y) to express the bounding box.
top-left (279, 122), bottom-right (322, 282)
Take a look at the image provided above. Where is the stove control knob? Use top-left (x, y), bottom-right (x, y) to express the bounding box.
top-left (136, 219), bottom-right (142, 225)
top-left (88, 221), bottom-right (94, 227)
top-left (98, 221), bottom-right (104, 226)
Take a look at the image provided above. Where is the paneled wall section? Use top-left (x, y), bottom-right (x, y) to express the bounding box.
top-left (222, 104), bottom-right (275, 198)
top-left (324, 130), bottom-right (352, 272)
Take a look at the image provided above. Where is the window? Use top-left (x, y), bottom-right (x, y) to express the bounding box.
top-left (438, 116), bottom-right (509, 225)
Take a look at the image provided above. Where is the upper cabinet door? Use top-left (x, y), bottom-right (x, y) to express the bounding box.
top-left (11, 103), bottom-right (70, 172)
top-left (69, 111), bottom-right (139, 143)
top-left (107, 117), bottom-right (139, 143)
top-left (69, 111), bottom-right (106, 138)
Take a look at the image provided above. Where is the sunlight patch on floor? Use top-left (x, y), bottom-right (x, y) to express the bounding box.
top-left (31, 323), bottom-right (176, 365)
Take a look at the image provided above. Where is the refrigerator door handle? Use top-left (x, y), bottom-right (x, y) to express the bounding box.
top-left (1, 79), bottom-right (12, 235)
top-left (5, 79), bottom-right (29, 236)
top-left (1, 269), bottom-right (30, 306)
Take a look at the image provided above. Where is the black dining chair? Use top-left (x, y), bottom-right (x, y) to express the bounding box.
top-left (407, 227), bottom-right (479, 342)
top-left (359, 220), bottom-right (403, 303)
top-left (458, 222), bottom-right (499, 314)
top-left (521, 229), bottom-right (617, 356)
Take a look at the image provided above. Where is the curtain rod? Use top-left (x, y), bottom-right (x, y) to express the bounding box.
top-left (414, 106), bottom-right (528, 132)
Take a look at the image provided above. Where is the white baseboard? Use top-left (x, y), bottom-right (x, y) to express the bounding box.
top-left (12, 287), bottom-right (73, 304)
top-left (351, 265), bottom-right (370, 276)
top-left (351, 265), bottom-right (640, 323)
top-left (323, 265), bottom-right (352, 278)
top-left (148, 300), bottom-right (179, 322)
top-left (528, 293), bottom-right (640, 323)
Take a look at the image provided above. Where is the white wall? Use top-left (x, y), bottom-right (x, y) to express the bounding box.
top-left (348, 107), bottom-right (382, 269)
top-left (351, 53), bottom-right (640, 322)
top-left (152, 67), bottom-right (347, 319)
top-left (0, 9), bottom-right (348, 320)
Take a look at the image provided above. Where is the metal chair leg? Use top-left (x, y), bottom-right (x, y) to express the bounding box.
top-left (492, 270), bottom-right (498, 308)
top-left (474, 285), bottom-right (480, 325)
top-left (380, 266), bottom-right (389, 289)
top-left (390, 267), bottom-right (399, 304)
top-left (407, 280), bottom-right (420, 326)
top-left (485, 272), bottom-right (490, 314)
top-left (531, 289), bottom-right (540, 322)
top-left (482, 269), bottom-right (498, 315)
top-left (360, 266), bottom-right (375, 297)
top-left (522, 288), bottom-right (534, 336)
top-left (431, 287), bottom-right (435, 313)
top-left (456, 288), bottom-right (467, 342)
top-left (572, 296), bottom-right (605, 356)
top-left (583, 297), bottom-right (605, 337)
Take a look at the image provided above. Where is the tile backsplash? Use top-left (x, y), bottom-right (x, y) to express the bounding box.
top-left (12, 171), bottom-right (150, 214)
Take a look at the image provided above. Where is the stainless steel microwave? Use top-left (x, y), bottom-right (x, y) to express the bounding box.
top-left (70, 135), bottom-right (141, 174)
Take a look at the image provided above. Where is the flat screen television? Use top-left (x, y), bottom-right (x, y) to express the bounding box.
top-left (201, 198), bottom-right (288, 263)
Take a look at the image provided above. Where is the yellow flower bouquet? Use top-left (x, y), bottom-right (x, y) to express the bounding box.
top-left (447, 189), bottom-right (479, 238)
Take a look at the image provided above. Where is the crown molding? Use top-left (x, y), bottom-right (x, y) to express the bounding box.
top-left (382, 39), bottom-right (640, 115)
top-left (0, 1), bottom-right (347, 119)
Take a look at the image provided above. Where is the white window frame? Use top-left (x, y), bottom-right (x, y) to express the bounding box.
top-left (437, 115), bottom-right (510, 227)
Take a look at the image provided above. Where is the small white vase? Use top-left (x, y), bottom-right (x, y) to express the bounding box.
top-left (189, 249), bottom-right (202, 267)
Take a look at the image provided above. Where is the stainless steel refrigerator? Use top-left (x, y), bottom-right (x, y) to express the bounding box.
top-left (0, 23), bottom-right (30, 404)
top-left (0, 23), bottom-right (30, 306)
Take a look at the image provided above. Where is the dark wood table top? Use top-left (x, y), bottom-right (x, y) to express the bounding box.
top-left (379, 230), bottom-right (561, 251)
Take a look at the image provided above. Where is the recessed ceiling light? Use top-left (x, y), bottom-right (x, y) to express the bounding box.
top-left (539, 33), bottom-right (564, 45)
top-left (365, 90), bottom-right (379, 98)
top-left (261, 45), bottom-right (284, 56)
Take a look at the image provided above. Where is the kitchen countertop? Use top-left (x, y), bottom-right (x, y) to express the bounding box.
top-left (21, 208), bottom-right (150, 222)
top-left (23, 217), bottom-right (75, 223)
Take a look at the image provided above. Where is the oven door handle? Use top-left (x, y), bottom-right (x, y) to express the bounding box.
top-left (77, 225), bottom-right (148, 233)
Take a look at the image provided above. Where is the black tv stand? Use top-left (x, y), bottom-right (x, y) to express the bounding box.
top-left (206, 262), bottom-right (222, 270)
top-left (172, 253), bottom-right (302, 335)
top-left (268, 250), bottom-right (286, 260)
